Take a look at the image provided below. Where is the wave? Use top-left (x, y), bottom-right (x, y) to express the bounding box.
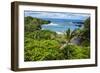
top-left (56, 31), bottom-right (64, 34)
top-left (46, 22), bottom-right (59, 26)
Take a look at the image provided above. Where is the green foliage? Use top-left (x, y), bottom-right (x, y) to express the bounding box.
top-left (62, 45), bottom-right (90, 59)
top-left (82, 17), bottom-right (90, 41)
top-left (24, 16), bottom-right (50, 32)
top-left (24, 37), bottom-right (90, 61)
top-left (25, 30), bottom-right (57, 40)
top-left (24, 40), bottom-right (64, 61)
top-left (24, 16), bottom-right (90, 61)
top-left (25, 47), bottom-right (65, 61)
top-left (65, 28), bottom-right (77, 44)
top-left (76, 18), bottom-right (90, 46)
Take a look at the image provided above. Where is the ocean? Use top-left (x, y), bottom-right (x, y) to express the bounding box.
top-left (41, 18), bottom-right (84, 34)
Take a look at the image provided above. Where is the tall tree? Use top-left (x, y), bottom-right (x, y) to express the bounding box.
top-left (60, 28), bottom-right (77, 50)
top-left (77, 17), bottom-right (90, 46)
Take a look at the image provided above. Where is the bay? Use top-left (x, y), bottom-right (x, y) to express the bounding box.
top-left (41, 18), bottom-right (83, 34)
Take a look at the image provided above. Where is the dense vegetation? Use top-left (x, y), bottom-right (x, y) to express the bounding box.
top-left (24, 16), bottom-right (90, 61)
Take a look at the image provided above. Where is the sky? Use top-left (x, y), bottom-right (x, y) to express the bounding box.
top-left (24, 11), bottom-right (90, 21)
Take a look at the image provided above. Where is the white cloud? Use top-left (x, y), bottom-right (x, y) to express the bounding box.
top-left (24, 11), bottom-right (90, 20)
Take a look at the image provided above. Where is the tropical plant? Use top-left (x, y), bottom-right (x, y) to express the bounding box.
top-left (65, 28), bottom-right (77, 44)
top-left (60, 28), bottom-right (77, 50)
top-left (24, 16), bottom-right (50, 32)
top-left (62, 45), bottom-right (90, 59)
top-left (75, 17), bottom-right (90, 46)
top-left (24, 39), bottom-right (64, 61)
top-left (24, 16), bottom-right (90, 61)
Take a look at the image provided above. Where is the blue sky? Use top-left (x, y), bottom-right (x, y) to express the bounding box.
top-left (24, 11), bottom-right (90, 21)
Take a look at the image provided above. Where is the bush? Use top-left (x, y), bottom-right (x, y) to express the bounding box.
top-left (24, 16), bottom-right (90, 61)
top-left (25, 30), bottom-right (57, 40)
top-left (24, 39), bottom-right (64, 61)
top-left (24, 16), bottom-right (50, 32)
top-left (62, 45), bottom-right (90, 59)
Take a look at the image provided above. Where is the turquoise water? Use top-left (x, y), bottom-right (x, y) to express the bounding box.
top-left (41, 18), bottom-right (83, 34)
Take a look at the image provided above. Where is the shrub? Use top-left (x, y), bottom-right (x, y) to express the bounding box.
top-left (24, 39), bottom-right (64, 61)
top-left (62, 45), bottom-right (90, 59)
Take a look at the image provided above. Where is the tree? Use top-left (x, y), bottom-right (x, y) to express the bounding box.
top-left (65, 28), bottom-right (77, 44)
top-left (59, 28), bottom-right (77, 59)
top-left (24, 16), bottom-right (50, 32)
top-left (60, 28), bottom-right (77, 49)
top-left (76, 17), bottom-right (90, 46)
top-left (62, 45), bottom-right (90, 59)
